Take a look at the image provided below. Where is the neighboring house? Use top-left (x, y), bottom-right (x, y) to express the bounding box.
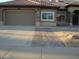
top-left (0, 0), bottom-right (79, 27)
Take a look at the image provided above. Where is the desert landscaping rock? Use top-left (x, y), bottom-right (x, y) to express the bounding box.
top-left (72, 35), bottom-right (79, 39)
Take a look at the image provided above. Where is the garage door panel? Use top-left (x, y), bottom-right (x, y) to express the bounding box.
top-left (5, 10), bottom-right (35, 25)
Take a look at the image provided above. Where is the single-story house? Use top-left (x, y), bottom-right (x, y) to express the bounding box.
top-left (0, 0), bottom-right (79, 27)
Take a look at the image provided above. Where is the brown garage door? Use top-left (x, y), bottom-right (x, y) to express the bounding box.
top-left (4, 10), bottom-right (35, 26)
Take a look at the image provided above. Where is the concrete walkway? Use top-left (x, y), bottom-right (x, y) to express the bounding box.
top-left (0, 26), bottom-right (79, 59)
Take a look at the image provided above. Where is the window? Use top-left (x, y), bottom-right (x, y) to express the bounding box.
top-left (41, 11), bottom-right (55, 21)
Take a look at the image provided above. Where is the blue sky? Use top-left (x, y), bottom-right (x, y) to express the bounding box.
top-left (0, 0), bottom-right (13, 3)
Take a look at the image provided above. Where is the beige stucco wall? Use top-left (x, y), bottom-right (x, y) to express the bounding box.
top-left (0, 9), bottom-right (2, 20)
top-left (35, 8), bottom-right (41, 26)
top-left (40, 22), bottom-right (56, 27)
top-left (0, 8), bottom-right (3, 24)
top-left (68, 7), bottom-right (79, 12)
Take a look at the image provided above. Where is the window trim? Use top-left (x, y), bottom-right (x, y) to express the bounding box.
top-left (41, 11), bottom-right (55, 21)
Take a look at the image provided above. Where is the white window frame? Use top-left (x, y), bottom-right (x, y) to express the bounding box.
top-left (41, 11), bottom-right (55, 21)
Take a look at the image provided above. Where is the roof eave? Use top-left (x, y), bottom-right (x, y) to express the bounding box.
top-left (66, 4), bottom-right (79, 8)
top-left (0, 4), bottom-right (59, 9)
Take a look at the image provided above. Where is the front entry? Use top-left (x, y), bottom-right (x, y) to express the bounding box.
top-left (72, 14), bottom-right (78, 26)
top-left (72, 10), bottom-right (79, 26)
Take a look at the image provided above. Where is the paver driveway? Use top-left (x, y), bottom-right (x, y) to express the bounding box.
top-left (0, 26), bottom-right (79, 59)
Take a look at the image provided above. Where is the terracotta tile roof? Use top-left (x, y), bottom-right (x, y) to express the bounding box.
top-left (65, 1), bottom-right (79, 8)
top-left (0, 0), bottom-right (68, 7)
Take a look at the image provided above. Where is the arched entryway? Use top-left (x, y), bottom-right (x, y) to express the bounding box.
top-left (72, 10), bottom-right (79, 26)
